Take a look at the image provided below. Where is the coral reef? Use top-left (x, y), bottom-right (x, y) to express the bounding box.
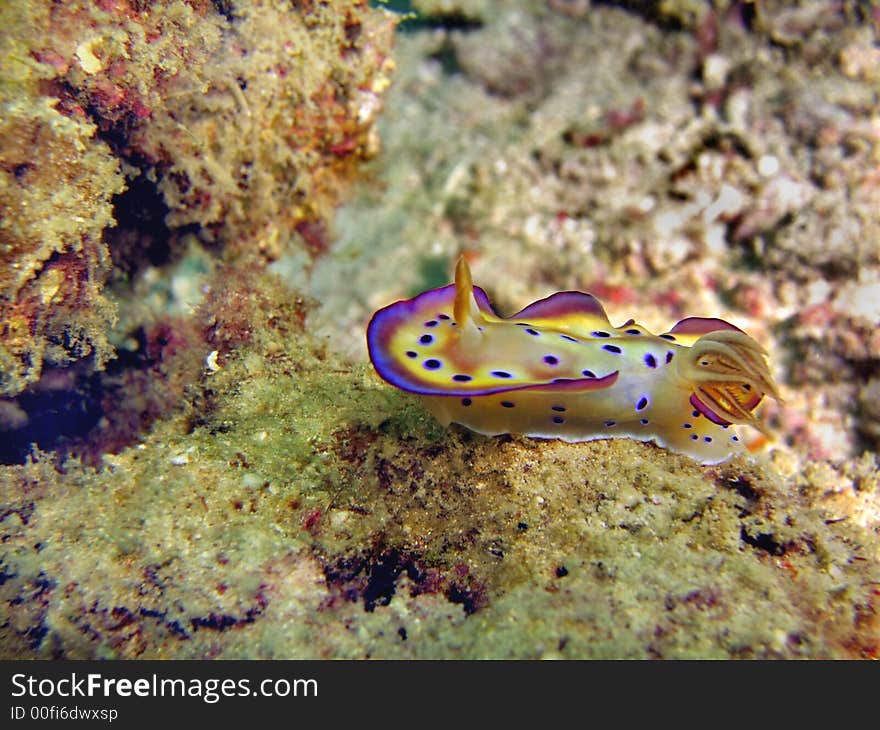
top-left (26, 0), bottom-right (395, 256)
top-left (1, 0), bottom-right (879, 659)
top-left (1, 1), bottom-right (125, 396)
top-left (0, 289), bottom-right (877, 658)
top-left (0, 0), bottom-right (395, 398)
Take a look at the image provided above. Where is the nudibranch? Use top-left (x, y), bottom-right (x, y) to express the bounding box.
top-left (366, 257), bottom-right (780, 464)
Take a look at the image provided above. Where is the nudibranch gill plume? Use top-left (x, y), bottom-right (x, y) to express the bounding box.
top-left (367, 257), bottom-right (780, 464)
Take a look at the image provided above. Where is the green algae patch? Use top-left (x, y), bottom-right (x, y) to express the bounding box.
top-left (1, 304), bottom-right (877, 657)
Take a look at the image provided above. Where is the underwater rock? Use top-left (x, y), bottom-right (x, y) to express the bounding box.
top-left (0, 321), bottom-right (876, 658)
top-left (0, 94), bottom-right (124, 397)
top-left (0, 0), bottom-right (396, 397)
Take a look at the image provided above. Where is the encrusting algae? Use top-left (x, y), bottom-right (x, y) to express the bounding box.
top-left (0, 0), bottom-right (396, 397)
top-left (0, 286), bottom-right (877, 658)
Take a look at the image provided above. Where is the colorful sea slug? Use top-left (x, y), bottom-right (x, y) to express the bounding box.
top-left (367, 257), bottom-right (780, 464)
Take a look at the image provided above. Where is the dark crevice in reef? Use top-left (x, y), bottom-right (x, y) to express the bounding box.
top-left (0, 368), bottom-right (105, 465)
top-left (727, 476), bottom-right (759, 502)
top-left (321, 545), bottom-right (488, 615)
top-left (0, 166), bottom-right (208, 466)
top-left (211, 0), bottom-right (239, 24)
top-left (0, 323), bottom-right (191, 466)
top-left (740, 526), bottom-right (787, 556)
top-left (427, 39), bottom-right (464, 78)
top-left (106, 171), bottom-right (174, 279)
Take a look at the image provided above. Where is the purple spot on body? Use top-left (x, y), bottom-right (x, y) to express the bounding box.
top-left (582, 369), bottom-right (596, 378)
top-left (406, 351), bottom-right (417, 358)
top-left (732, 435), bottom-right (739, 442)
top-left (492, 370), bottom-right (512, 378)
top-left (419, 334), bottom-right (434, 344)
top-left (438, 314), bottom-right (450, 320)
top-left (659, 334), bottom-right (676, 341)
top-left (665, 351), bottom-right (674, 364)
top-left (424, 359), bottom-right (442, 370)
top-left (691, 434), bottom-right (698, 440)
top-left (501, 401), bottom-right (515, 408)
top-left (592, 331), bottom-right (610, 338)
top-left (636, 396), bottom-right (648, 411)
top-left (453, 374), bottom-right (472, 382)
top-left (461, 398), bottom-right (472, 406)
top-left (684, 423), bottom-right (692, 428)
top-left (625, 328), bottom-right (641, 335)
top-left (543, 355), bottom-right (559, 365)
top-left (560, 335), bottom-right (578, 342)
top-left (602, 344), bottom-right (622, 354)
top-left (525, 328), bottom-right (539, 336)
top-left (644, 354), bottom-right (657, 368)
top-left (640, 418), bottom-right (649, 425)
top-left (552, 405), bottom-right (566, 412)
top-left (604, 420), bottom-right (616, 427)
top-left (692, 410), bottom-right (700, 418)
top-left (552, 416), bottom-right (565, 424)
top-left (425, 320), bottom-right (438, 327)
top-left (704, 436), bottom-right (712, 443)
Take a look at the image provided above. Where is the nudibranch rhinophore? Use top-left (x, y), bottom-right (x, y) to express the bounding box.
top-left (366, 257), bottom-right (780, 464)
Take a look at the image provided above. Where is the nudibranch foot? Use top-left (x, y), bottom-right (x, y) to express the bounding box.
top-left (366, 256), bottom-right (780, 464)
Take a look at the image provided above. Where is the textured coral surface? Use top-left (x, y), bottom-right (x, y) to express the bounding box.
top-left (1, 0), bottom-right (878, 659)
top-left (0, 62), bottom-right (124, 395)
top-left (1, 304), bottom-right (877, 658)
top-left (0, 0), bottom-right (394, 397)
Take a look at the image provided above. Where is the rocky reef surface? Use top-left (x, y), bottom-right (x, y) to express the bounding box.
top-left (0, 0), bottom-right (394, 400)
top-left (0, 0), bottom-right (877, 658)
